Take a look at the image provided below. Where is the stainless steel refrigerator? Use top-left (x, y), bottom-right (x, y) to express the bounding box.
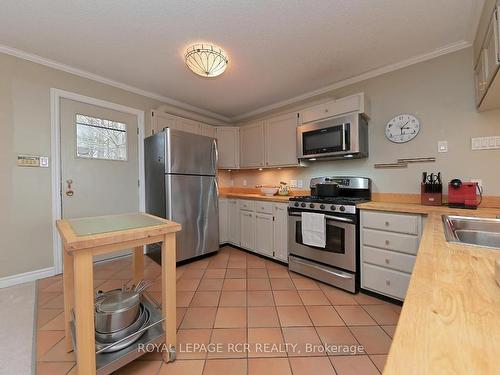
top-left (144, 129), bottom-right (219, 262)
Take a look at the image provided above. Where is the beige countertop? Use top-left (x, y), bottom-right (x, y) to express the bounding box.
top-left (358, 202), bottom-right (500, 374)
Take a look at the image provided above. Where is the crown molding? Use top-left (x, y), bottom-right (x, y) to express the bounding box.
top-left (0, 40), bottom-right (472, 124)
top-left (231, 40), bottom-right (472, 122)
top-left (0, 44), bottom-right (231, 123)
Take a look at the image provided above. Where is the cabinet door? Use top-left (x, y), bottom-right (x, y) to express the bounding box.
top-left (265, 113), bottom-right (298, 167)
top-left (228, 200), bottom-right (240, 245)
top-left (219, 199), bottom-right (228, 244)
top-left (273, 204), bottom-right (289, 262)
top-left (484, 12), bottom-right (500, 85)
top-left (152, 111), bottom-right (178, 134)
top-left (177, 118), bottom-right (202, 134)
top-left (201, 124), bottom-right (217, 138)
top-left (240, 122), bottom-right (265, 168)
top-left (255, 213), bottom-right (274, 256)
top-left (475, 52), bottom-right (488, 105)
top-left (216, 127), bottom-right (239, 169)
top-left (239, 210), bottom-right (255, 250)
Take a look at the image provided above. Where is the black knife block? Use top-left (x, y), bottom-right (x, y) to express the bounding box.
top-left (420, 183), bottom-right (442, 206)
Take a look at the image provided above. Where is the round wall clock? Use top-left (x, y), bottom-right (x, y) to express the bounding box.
top-left (385, 114), bottom-right (420, 143)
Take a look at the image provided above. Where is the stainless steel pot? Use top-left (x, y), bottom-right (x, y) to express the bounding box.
top-left (95, 289), bottom-right (140, 333)
top-left (95, 304), bottom-right (146, 343)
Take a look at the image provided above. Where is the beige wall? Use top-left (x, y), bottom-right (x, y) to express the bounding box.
top-left (0, 52), bottom-right (224, 279)
top-left (223, 48), bottom-right (500, 196)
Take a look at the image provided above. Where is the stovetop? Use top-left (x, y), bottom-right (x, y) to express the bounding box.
top-left (288, 196), bottom-right (370, 214)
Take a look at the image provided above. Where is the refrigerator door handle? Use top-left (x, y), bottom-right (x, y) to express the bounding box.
top-left (213, 139), bottom-right (219, 168)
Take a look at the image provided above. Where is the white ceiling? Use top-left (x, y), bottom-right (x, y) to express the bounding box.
top-left (0, 0), bottom-right (484, 121)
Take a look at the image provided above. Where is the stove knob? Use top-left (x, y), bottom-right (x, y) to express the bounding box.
top-left (339, 206), bottom-right (346, 212)
top-left (301, 203), bottom-right (306, 208)
top-left (294, 202), bottom-right (299, 207)
top-left (320, 204), bottom-right (325, 209)
top-left (330, 205), bottom-right (336, 211)
top-left (309, 203), bottom-right (315, 208)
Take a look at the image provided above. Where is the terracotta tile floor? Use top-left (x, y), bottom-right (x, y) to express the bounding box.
top-left (35, 246), bottom-right (401, 374)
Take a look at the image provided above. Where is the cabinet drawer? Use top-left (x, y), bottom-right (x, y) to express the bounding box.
top-left (255, 201), bottom-right (274, 214)
top-left (362, 211), bottom-right (420, 235)
top-left (362, 228), bottom-right (419, 255)
top-left (238, 200), bottom-right (255, 211)
top-left (362, 263), bottom-right (411, 300)
top-left (362, 246), bottom-right (416, 274)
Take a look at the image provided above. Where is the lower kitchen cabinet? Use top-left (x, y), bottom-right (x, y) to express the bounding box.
top-left (255, 213), bottom-right (274, 257)
top-left (273, 203), bottom-right (289, 262)
top-left (360, 209), bottom-right (423, 301)
top-left (218, 198), bottom-right (228, 244)
top-left (228, 199), bottom-right (240, 245)
top-left (240, 210), bottom-right (256, 250)
top-left (218, 198), bottom-right (289, 263)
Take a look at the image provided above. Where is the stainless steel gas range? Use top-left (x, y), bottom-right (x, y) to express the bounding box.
top-left (287, 176), bottom-right (371, 293)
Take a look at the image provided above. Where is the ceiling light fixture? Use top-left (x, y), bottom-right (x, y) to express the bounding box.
top-left (185, 43), bottom-right (228, 78)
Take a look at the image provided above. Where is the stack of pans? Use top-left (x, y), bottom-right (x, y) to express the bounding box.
top-left (94, 281), bottom-right (152, 353)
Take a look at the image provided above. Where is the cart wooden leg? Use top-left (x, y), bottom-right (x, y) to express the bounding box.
top-left (73, 250), bottom-right (96, 373)
top-left (62, 247), bottom-right (74, 352)
top-left (161, 233), bottom-right (176, 362)
top-left (132, 246), bottom-right (144, 285)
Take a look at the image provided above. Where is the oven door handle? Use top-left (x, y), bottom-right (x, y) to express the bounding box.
top-left (289, 212), bottom-right (354, 224)
top-left (290, 256), bottom-right (353, 279)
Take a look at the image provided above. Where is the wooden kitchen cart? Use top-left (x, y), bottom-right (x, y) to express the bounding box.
top-left (56, 213), bottom-right (181, 374)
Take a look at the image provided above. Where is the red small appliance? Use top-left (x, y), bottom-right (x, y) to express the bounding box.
top-left (447, 179), bottom-right (481, 209)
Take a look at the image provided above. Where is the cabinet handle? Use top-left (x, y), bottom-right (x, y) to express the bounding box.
top-left (386, 280), bottom-right (391, 286)
top-left (325, 108), bottom-right (329, 113)
top-left (385, 221), bottom-right (390, 226)
top-left (385, 240), bottom-right (390, 246)
top-left (385, 258), bottom-right (390, 264)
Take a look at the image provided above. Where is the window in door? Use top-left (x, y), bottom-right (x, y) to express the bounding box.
top-left (75, 114), bottom-right (127, 161)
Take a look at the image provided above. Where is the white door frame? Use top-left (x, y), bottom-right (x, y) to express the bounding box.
top-left (50, 88), bottom-right (145, 274)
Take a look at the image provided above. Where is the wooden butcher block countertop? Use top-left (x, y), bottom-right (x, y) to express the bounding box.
top-left (219, 192), bottom-right (293, 203)
top-left (357, 202), bottom-right (500, 375)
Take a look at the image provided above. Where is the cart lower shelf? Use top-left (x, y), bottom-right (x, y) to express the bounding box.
top-left (69, 296), bottom-right (167, 375)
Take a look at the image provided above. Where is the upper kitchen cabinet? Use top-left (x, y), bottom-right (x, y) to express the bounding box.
top-left (299, 92), bottom-right (370, 124)
top-left (151, 110), bottom-right (207, 135)
top-left (265, 112), bottom-right (299, 167)
top-left (201, 124), bottom-right (217, 138)
top-left (474, 2), bottom-right (500, 110)
top-left (239, 122), bottom-right (265, 168)
top-left (216, 126), bottom-right (240, 169)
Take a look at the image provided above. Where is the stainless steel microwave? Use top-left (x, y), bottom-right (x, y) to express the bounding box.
top-left (297, 113), bottom-right (368, 160)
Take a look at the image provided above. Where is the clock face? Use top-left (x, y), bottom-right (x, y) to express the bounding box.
top-left (385, 114), bottom-right (420, 143)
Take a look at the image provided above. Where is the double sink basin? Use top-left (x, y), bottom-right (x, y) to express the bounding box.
top-left (442, 215), bottom-right (500, 250)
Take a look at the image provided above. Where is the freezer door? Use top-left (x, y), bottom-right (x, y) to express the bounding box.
top-left (165, 129), bottom-right (217, 175)
top-left (166, 174), bottom-right (219, 261)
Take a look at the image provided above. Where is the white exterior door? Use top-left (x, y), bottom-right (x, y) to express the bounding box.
top-left (60, 98), bottom-right (140, 259)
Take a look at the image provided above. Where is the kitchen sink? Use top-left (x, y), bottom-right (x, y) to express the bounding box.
top-left (442, 215), bottom-right (500, 249)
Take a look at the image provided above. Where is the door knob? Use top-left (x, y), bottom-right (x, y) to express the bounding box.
top-left (65, 179), bottom-right (74, 197)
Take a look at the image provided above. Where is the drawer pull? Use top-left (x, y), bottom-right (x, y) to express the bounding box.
top-left (385, 240), bottom-right (390, 245)
top-left (385, 221), bottom-right (390, 226)
top-left (386, 280), bottom-right (391, 286)
top-left (385, 258), bottom-right (390, 264)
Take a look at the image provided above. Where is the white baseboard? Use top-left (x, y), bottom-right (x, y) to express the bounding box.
top-left (0, 267), bottom-right (56, 289)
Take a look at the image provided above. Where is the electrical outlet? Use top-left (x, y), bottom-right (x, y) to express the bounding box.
top-left (297, 180), bottom-right (304, 188)
top-left (290, 180), bottom-right (298, 188)
top-left (437, 141), bottom-right (448, 153)
top-left (243, 179), bottom-right (247, 186)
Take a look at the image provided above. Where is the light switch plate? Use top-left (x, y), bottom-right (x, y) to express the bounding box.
top-left (471, 136), bottom-right (500, 150)
top-left (39, 156), bottom-right (49, 167)
top-left (290, 180), bottom-right (298, 188)
top-left (297, 180), bottom-right (304, 188)
top-left (437, 141), bottom-right (448, 153)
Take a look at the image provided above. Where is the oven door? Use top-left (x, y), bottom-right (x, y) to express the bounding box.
top-left (288, 212), bottom-right (356, 272)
